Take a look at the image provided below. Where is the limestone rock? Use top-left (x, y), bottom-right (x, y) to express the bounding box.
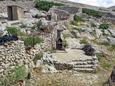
top-left (107, 37), bottom-right (115, 45)
top-left (95, 29), bottom-right (102, 38)
top-left (108, 29), bottom-right (115, 37)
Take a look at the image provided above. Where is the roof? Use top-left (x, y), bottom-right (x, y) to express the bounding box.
top-left (7, 5), bottom-right (23, 9)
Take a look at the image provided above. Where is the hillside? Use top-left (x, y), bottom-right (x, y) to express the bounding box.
top-left (0, 0), bottom-right (115, 86)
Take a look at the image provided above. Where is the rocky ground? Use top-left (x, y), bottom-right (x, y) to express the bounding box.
top-left (24, 69), bottom-right (109, 86)
top-left (1, 0), bottom-right (115, 86)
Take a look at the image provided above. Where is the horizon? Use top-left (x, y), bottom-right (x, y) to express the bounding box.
top-left (68, 0), bottom-right (115, 8)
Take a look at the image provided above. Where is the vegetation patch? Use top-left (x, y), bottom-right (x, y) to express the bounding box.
top-left (80, 38), bottom-right (89, 44)
top-left (23, 36), bottom-right (43, 47)
top-left (0, 66), bottom-right (27, 86)
top-left (82, 8), bottom-right (103, 18)
top-left (107, 45), bottom-right (115, 51)
top-left (7, 27), bottom-right (27, 36)
top-left (33, 53), bottom-right (43, 64)
top-left (99, 23), bottom-right (109, 30)
top-left (96, 53), bottom-right (112, 70)
top-left (74, 15), bottom-right (83, 22)
top-left (35, 0), bottom-right (64, 11)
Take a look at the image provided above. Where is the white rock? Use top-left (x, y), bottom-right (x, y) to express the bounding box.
top-left (36, 60), bottom-right (43, 67)
top-left (66, 37), bottom-right (82, 49)
top-left (108, 29), bottom-right (115, 37)
top-left (107, 37), bottom-right (115, 45)
top-left (42, 64), bottom-right (57, 73)
top-left (95, 29), bottom-right (102, 38)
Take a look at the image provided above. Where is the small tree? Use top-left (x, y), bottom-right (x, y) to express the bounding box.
top-left (74, 15), bottom-right (82, 22)
top-left (99, 23), bottom-right (109, 30)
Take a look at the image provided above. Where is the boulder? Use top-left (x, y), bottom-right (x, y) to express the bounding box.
top-left (104, 30), bottom-right (111, 36)
top-left (82, 45), bottom-right (95, 56)
top-left (66, 37), bottom-right (82, 49)
top-left (108, 29), bottom-right (115, 37)
top-left (29, 8), bottom-right (46, 17)
top-left (36, 60), bottom-right (43, 67)
top-left (41, 53), bottom-right (57, 73)
top-left (107, 37), bottom-right (115, 45)
top-left (21, 18), bottom-right (37, 28)
top-left (42, 64), bottom-right (57, 73)
top-left (95, 29), bottom-right (102, 38)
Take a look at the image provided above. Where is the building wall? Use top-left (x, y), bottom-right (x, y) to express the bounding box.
top-left (17, 7), bottom-right (24, 20)
top-left (0, 1), bottom-right (34, 13)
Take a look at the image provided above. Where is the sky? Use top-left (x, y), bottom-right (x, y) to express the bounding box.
top-left (68, 0), bottom-right (115, 7)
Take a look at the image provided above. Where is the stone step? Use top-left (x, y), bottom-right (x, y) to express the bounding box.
top-left (74, 64), bottom-right (95, 68)
top-left (73, 68), bottom-right (95, 72)
top-left (72, 58), bottom-right (95, 62)
top-left (70, 61), bottom-right (95, 65)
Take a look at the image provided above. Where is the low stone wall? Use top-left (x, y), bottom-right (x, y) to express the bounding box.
top-left (0, 1), bottom-right (34, 13)
top-left (0, 40), bottom-right (32, 77)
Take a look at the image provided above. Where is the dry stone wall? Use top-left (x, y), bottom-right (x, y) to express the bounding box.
top-left (0, 40), bottom-right (32, 77)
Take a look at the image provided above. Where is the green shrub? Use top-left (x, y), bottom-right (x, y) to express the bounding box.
top-left (23, 36), bottom-right (43, 47)
top-left (99, 23), bottom-right (109, 30)
top-left (74, 15), bottom-right (83, 22)
top-left (7, 27), bottom-right (27, 36)
top-left (35, 0), bottom-right (64, 11)
top-left (96, 53), bottom-right (105, 62)
top-left (7, 27), bottom-right (18, 35)
top-left (15, 66), bottom-right (27, 81)
top-left (82, 8), bottom-right (103, 18)
top-left (33, 53), bottom-right (43, 64)
top-left (0, 66), bottom-right (27, 86)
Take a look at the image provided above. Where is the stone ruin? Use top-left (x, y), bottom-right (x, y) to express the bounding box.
top-left (0, 0), bottom-right (34, 13)
top-left (7, 5), bottom-right (24, 20)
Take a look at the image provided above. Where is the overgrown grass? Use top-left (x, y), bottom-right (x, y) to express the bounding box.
top-left (107, 45), bottom-right (115, 51)
top-left (80, 38), bottom-right (89, 44)
top-left (96, 53), bottom-right (112, 70)
top-left (7, 27), bottom-right (27, 36)
top-left (0, 66), bottom-right (27, 86)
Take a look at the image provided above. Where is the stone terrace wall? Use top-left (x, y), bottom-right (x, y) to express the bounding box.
top-left (0, 1), bottom-right (34, 13)
top-left (0, 40), bottom-right (32, 77)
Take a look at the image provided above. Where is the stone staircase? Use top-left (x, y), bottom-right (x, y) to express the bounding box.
top-left (51, 49), bottom-right (98, 72)
top-left (72, 59), bottom-right (97, 72)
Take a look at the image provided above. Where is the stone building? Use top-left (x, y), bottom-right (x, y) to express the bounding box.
top-left (0, 1), bottom-right (34, 13)
top-left (7, 5), bottom-right (24, 20)
top-left (49, 8), bottom-right (70, 21)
